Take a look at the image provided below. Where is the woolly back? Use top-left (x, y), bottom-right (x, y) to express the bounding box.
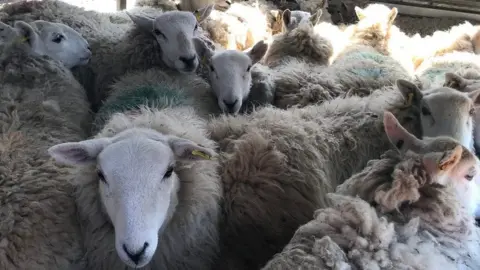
top-left (93, 81), bottom-right (191, 133)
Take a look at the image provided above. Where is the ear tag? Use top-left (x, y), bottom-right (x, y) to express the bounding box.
top-left (401, 93), bottom-right (414, 108)
top-left (16, 36), bottom-right (28, 44)
top-left (192, 150), bottom-right (211, 160)
top-left (194, 10), bottom-right (202, 22)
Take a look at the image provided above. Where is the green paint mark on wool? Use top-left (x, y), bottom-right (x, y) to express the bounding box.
top-left (422, 67), bottom-right (451, 80)
top-left (343, 51), bottom-right (387, 64)
top-left (93, 84), bottom-right (189, 131)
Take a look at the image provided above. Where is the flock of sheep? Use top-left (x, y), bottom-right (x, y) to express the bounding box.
top-left (1, 0), bottom-right (480, 269)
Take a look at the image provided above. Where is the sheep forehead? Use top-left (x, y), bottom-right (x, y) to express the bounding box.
top-left (34, 21), bottom-right (82, 40)
top-left (212, 51), bottom-right (251, 71)
top-left (154, 11), bottom-right (196, 33)
top-left (98, 136), bottom-right (174, 182)
top-left (423, 88), bottom-right (472, 110)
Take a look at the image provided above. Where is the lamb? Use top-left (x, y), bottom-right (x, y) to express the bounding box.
top-left (0, 20), bottom-right (92, 269)
top-left (48, 75), bottom-right (223, 268)
top-left (194, 37), bottom-right (275, 115)
top-left (207, 79), bottom-right (425, 269)
top-left (262, 114), bottom-right (480, 269)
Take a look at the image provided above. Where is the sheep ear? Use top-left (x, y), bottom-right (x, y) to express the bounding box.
top-left (383, 111), bottom-right (422, 152)
top-left (168, 136), bottom-right (216, 161)
top-left (309, 9), bottom-right (323, 25)
top-left (247, 40), bottom-right (268, 64)
top-left (269, 9), bottom-right (281, 21)
top-left (13, 21), bottom-right (37, 47)
top-left (126, 12), bottom-right (154, 31)
top-left (388, 7), bottom-right (398, 26)
top-left (193, 37), bottom-right (214, 64)
top-left (468, 89), bottom-right (480, 106)
top-left (194, 4), bottom-right (214, 23)
top-left (354, 6), bottom-right (365, 20)
top-left (48, 138), bottom-right (112, 166)
top-left (282, 9), bottom-right (292, 27)
top-left (396, 79), bottom-right (423, 108)
top-left (444, 72), bottom-right (467, 91)
top-left (422, 146), bottom-right (463, 182)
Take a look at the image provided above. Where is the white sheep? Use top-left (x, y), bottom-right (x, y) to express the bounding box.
top-left (207, 79), bottom-right (426, 269)
top-left (262, 115), bottom-right (480, 269)
top-left (0, 19), bottom-right (91, 269)
top-left (48, 75), bottom-right (222, 269)
top-left (194, 37), bottom-right (273, 114)
top-left (414, 51), bottom-right (480, 150)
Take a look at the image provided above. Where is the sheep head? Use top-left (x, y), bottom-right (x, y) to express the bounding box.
top-left (3, 20), bottom-right (91, 68)
top-left (48, 128), bottom-right (217, 268)
top-left (194, 37), bottom-right (268, 115)
top-left (281, 9), bottom-right (322, 33)
top-left (421, 85), bottom-right (480, 151)
top-left (126, 8), bottom-right (212, 73)
top-left (352, 4), bottom-right (398, 47)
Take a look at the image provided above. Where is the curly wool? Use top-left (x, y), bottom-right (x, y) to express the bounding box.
top-left (209, 84), bottom-right (423, 269)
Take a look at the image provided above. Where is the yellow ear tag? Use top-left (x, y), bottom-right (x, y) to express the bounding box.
top-left (404, 93), bottom-right (413, 107)
top-left (16, 36), bottom-right (28, 44)
top-left (194, 11), bottom-right (201, 22)
top-left (192, 150), bottom-right (211, 160)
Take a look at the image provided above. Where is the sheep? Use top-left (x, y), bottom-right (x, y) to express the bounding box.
top-left (262, 114), bottom-right (480, 269)
top-left (89, 7), bottom-right (214, 112)
top-left (91, 67), bottom-right (220, 134)
top-left (0, 19), bottom-right (91, 269)
top-left (1, 0), bottom-right (215, 112)
top-left (207, 79), bottom-right (425, 269)
top-left (413, 52), bottom-right (480, 150)
top-left (47, 90), bottom-right (222, 268)
top-left (193, 37), bottom-right (275, 115)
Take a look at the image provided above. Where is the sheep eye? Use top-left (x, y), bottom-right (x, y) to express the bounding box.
top-left (52, 34), bottom-right (64, 43)
top-left (153, 29), bottom-right (166, 39)
top-left (465, 174), bottom-right (474, 181)
top-left (469, 107), bottom-right (475, 116)
top-left (97, 170), bottom-right (107, 184)
top-left (246, 65), bottom-right (252, 72)
top-left (421, 106), bottom-right (431, 116)
top-left (209, 65), bottom-right (215, 72)
top-left (164, 166), bottom-right (174, 178)
top-left (194, 23), bottom-right (198, 32)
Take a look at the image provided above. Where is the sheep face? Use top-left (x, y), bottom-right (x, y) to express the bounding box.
top-left (383, 111), bottom-right (480, 217)
top-left (194, 38), bottom-right (268, 114)
top-left (421, 86), bottom-right (480, 151)
top-left (127, 6), bottom-right (213, 74)
top-left (48, 128), bottom-right (216, 268)
top-left (444, 72), bottom-right (480, 149)
top-left (8, 20), bottom-right (91, 68)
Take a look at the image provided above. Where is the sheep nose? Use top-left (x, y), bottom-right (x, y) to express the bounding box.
top-left (123, 242), bottom-right (149, 265)
top-left (179, 55), bottom-right (197, 70)
top-left (223, 99), bottom-right (238, 113)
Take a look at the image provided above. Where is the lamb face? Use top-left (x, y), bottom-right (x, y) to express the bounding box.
top-left (127, 6), bottom-right (213, 74)
top-left (194, 38), bottom-right (268, 114)
top-left (10, 20), bottom-right (91, 68)
top-left (281, 9), bottom-right (322, 33)
top-left (420, 86), bottom-right (480, 151)
top-left (48, 128), bottom-right (216, 268)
